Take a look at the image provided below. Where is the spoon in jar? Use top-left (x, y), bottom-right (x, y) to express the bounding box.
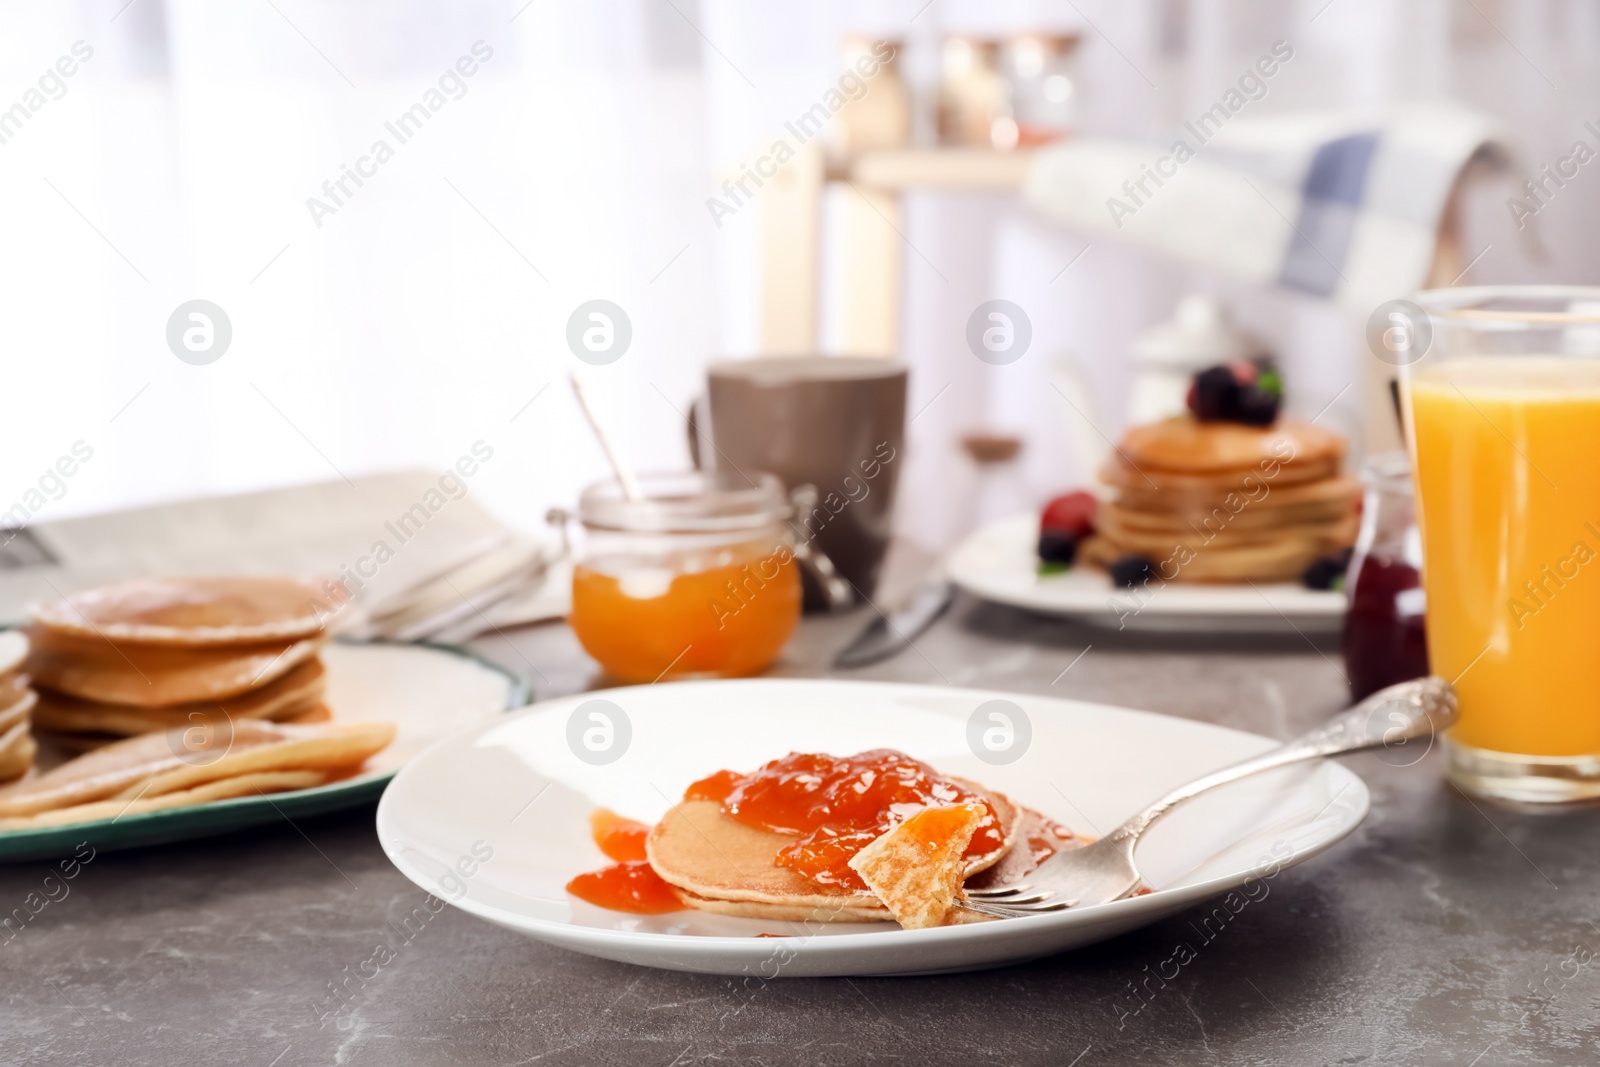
top-left (570, 373), bottom-right (645, 503)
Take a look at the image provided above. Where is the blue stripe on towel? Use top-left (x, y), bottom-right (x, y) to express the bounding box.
top-left (1279, 132), bottom-right (1380, 297)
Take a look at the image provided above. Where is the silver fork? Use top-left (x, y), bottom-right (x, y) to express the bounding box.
top-left (958, 676), bottom-right (1458, 920)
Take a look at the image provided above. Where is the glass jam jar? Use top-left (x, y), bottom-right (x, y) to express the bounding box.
top-left (569, 471), bottom-right (801, 683)
top-left (1341, 452), bottom-right (1428, 702)
top-left (999, 33), bottom-right (1080, 146)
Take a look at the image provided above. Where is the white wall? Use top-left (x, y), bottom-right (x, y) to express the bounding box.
top-left (0, 0), bottom-right (1594, 555)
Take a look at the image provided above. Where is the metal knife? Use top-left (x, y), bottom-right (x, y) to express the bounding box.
top-left (832, 579), bottom-right (954, 669)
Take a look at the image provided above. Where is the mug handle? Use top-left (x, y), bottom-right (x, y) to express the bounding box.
top-left (686, 394), bottom-right (710, 470)
top-left (689, 401), bottom-right (851, 610)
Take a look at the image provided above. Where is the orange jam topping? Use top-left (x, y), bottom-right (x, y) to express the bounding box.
top-left (565, 861), bottom-right (682, 914)
top-left (897, 802), bottom-right (983, 849)
top-left (570, 548), bottom-right (801, 683)
top-left (589, 809), bottom-right (650, 862)
top-left (685, 749), bottom-right (1003, 890)
top-left (565, 809), bottom-right (682, 914)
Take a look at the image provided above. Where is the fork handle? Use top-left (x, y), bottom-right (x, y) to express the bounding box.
top-left (1107, 676), bottom-right (1458, 846)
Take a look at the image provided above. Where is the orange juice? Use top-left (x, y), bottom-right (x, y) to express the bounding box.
top-left (570, 545), bottom-right (800, 683)
top-left (1410, 357), bottom-right (1600, 756)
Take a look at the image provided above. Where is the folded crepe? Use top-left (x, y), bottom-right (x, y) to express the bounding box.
top-left (0, 719), bottom-right (393, 821)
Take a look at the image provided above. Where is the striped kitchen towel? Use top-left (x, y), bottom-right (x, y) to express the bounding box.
top-left (1022, 103), bottom-right (1512, 314)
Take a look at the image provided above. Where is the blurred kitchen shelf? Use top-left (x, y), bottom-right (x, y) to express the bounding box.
top-left (763, 145), bottom-right (1045, 358)
top-left (834, 148), bottom-right (1038, 190)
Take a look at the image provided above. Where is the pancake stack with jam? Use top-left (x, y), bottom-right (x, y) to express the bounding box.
top-left (1078, 363), bottom-right (1360, 584)
top-left (0, 632), bottom-right (39, 782)
top-left (566, 749), bottom-right (1081, 929)
top-left (24, 577), bottom-right (334, 751)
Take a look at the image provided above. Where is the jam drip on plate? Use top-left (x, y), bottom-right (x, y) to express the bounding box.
top-left (685, 748), bottom-right (1004, 891)
top-left (565, 861), bottom-right (682, 914)
top-left (565, 810), bottom-right (683, 914)
top-left (589, 808), bottom-right (650, 862)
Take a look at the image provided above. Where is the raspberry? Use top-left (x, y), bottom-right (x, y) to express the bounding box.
top-left (1040, 491), bottom-right (1097, 540)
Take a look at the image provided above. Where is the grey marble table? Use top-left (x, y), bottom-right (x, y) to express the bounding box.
top-left (3, 597), bottom-right (1596, 1066)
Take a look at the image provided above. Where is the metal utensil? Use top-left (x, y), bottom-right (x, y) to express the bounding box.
top-left (833, 579), bottom-right (953, 669)
top-left (570, 373), bottom-right (644, 502)
top-left (787, 484), bottom-right (854, 612)
top-left (959, 676), bottom-right (1458, 919)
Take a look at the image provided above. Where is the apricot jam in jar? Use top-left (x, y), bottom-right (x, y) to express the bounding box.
top-left (569, 471), bottom-right (801, 683)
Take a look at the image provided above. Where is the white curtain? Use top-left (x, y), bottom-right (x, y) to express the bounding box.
top-left (2, 0), bottom-right (1595, 555)
top-left (1, 0), bottom-right (713, 538)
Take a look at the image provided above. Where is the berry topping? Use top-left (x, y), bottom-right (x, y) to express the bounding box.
top-left (1037, 530), bottom-right (1078, 567)
top-left (1302, 547), bottom-right (1354, 591)
top-left (1041, 491), bottom-right (1097, 540)
top-left (1234, 389), bottom-right (1281, 427)
top-left (1109, 554), bottom-right (1156, 588)
top-left (1187, 366), bottom-right (1237, 421)
top-left (1185, 362), bottom-right (1283, 426)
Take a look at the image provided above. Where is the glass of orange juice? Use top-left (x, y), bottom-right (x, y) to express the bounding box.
top-left (569, 471), bottom-right (801, 683)
top-left (1405, 286), bottom-right (1600, 805)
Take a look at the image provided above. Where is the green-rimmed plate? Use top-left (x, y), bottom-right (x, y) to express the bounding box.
top-left (0, 641), bottom-right (529, 863)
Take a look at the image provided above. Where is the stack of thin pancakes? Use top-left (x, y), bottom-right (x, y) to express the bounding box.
top-left (0, 632), bottom-right (39, 782)
top-left (0, 718), bottom-right (395, 828)
top-left (1080, 417), bottom-right (1360, 583)
top-left (24, 577), bottom-right (334, 752)
top-left (647, 780), bottom-right (1073, 927)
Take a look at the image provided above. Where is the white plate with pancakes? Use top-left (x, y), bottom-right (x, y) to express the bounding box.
top-left (948, 514), bottom-right (1346, 633)
top-left (377, 678), bottom-right (1369, 976)
top-left (0, 576), bottom-right (530, 861)
top-left (0, 637), bottom-right (527, 862)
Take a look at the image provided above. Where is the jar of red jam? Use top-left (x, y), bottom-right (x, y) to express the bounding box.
top-left (1342, 452), bottom-right (1429, 701)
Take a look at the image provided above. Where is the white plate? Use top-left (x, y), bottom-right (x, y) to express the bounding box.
top-left (0, 641), bottom-right (527, 862)
top-left (947, 514), bottom-right (1346, 633)
top-left (377, 678), bottom-right (1368, 977)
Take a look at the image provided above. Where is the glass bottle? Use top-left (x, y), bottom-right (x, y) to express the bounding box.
top-left (938, 37), bottom-right (1012, 149)
top-left (834, 36), bottom-right (910, 157)
top-left (1341, 452), bottom-right (1428, 702)
top-left (999, 33), bottom-right (1081, 146)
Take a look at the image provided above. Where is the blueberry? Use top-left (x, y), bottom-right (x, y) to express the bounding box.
top-left (1038, 529), bottom-right (1078, 566)
top-left (1109, 554), bottom-right (1155, 588)
top-left (1302, 548), bottom-right (1353, 591)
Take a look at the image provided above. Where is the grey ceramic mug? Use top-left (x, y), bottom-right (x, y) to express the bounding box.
top-left (693, 357), bottom-right (907, 605)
